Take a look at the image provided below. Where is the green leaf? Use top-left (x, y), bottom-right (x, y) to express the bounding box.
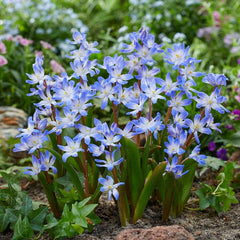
top-left (77, 197), bottom-right (91, 208)
top-left (231, 131), bottom-right (240, 148)
top-left (12, 216), bottom-right (34, 240)
top-left (55, 173), bottom-right (73, 191)
top-left (28, 206), bottom-right (48, 231)
top-left (71, 224), bottom-right (84, 234)
top-left (121, 137), bottom-right (144, 209)
top-left (200, 156), bottom-right (226, 175)
top-left (74, 215), bottom-right (88, 228)
top-left (20, 195), bottom-right (33, 216)
top-left (58, 187), bottom-right (80, 204)
top-left (85, 106), bottom-right (94, 128)
top-left (195, 188), bottom-right (210, 210)
top-left (0, 206), bottom-right (10, 232)
top-left (79, 204), bottom-right (98, 217)
top-left (44, 147), bottom-right (85, 199)
top-left (132, 162), bottom-right (167, 223)
top-left (162, 172), bottom-right (176, 222)
top-left (172, 159), bottom-right (197, 217)
top-left (6, 209), bottom-right (19, 228)
top-left (117, 184), bottom-right (130, 226)
top-left (141, 136), bottom-right (150, 178)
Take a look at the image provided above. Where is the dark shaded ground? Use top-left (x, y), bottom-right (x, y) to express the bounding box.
top-left (0, 180), bottom-right (239, 240)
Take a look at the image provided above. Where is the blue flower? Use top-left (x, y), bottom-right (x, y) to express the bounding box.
top-left (40, 151), bottom-right (57, 174)
top-left (168, 92), bottom-right (192, 114)
top-left (100, 123), bottom-right (121, 147)
top-left (125, 94), bottom-right (148, 116)
top-left (93, 79), bottom-right (117, 110)
top-left (58, 136), bottom-right (83, 162)
top-left (189, 145), bottom-right (206, 165)
top-left (206, 114), bottom-right (221, 133)
top-left (95, 149), bottom-right (123, 171)
top-left (121, 32), bottom-right (138, 53)
top-left (53, 79), bottom-right (80, 106)
top-left (164, 136), bottom-right (185, 157)
top-left (179, 60), bottom-right (203, 80)
top-left (185, 114), bottom-right (211, 144)
top-left (106, 55), bottom-right (133, 85)
top-left (88, 144), bottom-right (105, 157)
top-left (75, 124), bottom-right (102, 145)
top-left (24, 155), bottom-right (41, 176)
top-left (133, 113), bottom-right (164, 138)
top-left (36, 86), bottom-right (57, 108)
top-left (157, 72), bottom-right (179, 96)
top-left (117, 122), bottom-right (136, 139)
top-left (68, 31), bottom-right (86, 45)
top-left (16, 117), bottom-right (38, 138)
top-left (20, 132), bottom-right (48, 154)
top-left (194, 88), bottom-right (229, 114)
top-left (202, 73), bottom-right (228, 87)
top-left (26, 56), bottom-right (45, 85)
top-left (165, 156), bottom-right (188, 179)
top-left (172, 111), bottom-right (189, 128)
top-left (164, 43), bottom-right (189, 69)
top-left (99, 175), bottom-right (124, 201)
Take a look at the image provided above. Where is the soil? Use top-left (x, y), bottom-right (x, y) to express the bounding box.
top-left (0, 179), bottom-right (239, 240)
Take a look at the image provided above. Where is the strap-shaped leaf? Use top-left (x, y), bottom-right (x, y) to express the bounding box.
top-left (141, 136), bottom-right (150, 178)
top-left (85, 106), bottom-right (94, 128)
top-left (117, 184), bottom-right (130, 226)
top-left (162, 172), bottom-right (176, 222)
top-left (121, 138), bottom-right (144, 209)
top-left (172, 159), bottom-right (197, 217)
top-left (132, 161), bottom-right (167, 223)
top-left (44, 147), bottom-right (86, 200)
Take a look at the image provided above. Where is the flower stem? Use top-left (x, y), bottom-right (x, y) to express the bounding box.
top-left (112, 101), bottom-right (119, 127)
top-left (38, 171), bottom-right (62, 218)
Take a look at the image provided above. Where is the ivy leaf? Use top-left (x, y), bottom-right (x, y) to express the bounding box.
top-left (195, 187), bottom-right (211, 210)
top-left (231, 131), bottom-right (240, 148)
top-left (0, 206), bottom-right (10, 232)
top-left (6, 209), bottom-right (19, 229)
top-left (12, 216), bottom-right (34, 240)
top-left (28, 206), bottom-right (48, 231)
top-left (200, 156), bottom-right (226, 176)
top-left (20, 195), bottom-right (33, 216)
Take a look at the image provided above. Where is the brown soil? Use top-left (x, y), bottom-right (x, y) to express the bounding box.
top-left (0, 180), bottom-right (239, 240)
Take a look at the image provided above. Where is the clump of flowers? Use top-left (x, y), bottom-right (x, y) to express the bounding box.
top-left (13, 27), bottom-right (229, 228)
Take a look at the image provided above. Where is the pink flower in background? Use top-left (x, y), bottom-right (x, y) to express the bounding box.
top-left (14, 35), bottom-right (23, 42)
top-left (5, 34), bottom-right (14, 41)
top-left (35, 50), bottom-right (43, 56)
top-left (50, 60), bottom-right (65, 74)
top-left (235, 95), bottom-right (240, 102)
top-left (197, 27), bottom-right (219, 40)
top-left (208, 141), bottom-right (216, 152)
top-left (216, 148), bottom-right (228, 161)
top-left (0, 55), bottom-right (8, 66)
top-left (213, 11), bottom-right (221, 27)
top-left (40, 41), bottom-right (55, 51)
top-left (224, 124), bottom-right (234, 130)
top-left (0, 41), bottom-right (6, 54)
top-left (231, 109), bottom-right (240, 120)
top-left (20, 38), bottom-right (33, 46)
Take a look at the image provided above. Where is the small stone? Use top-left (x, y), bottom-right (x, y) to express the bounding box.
top-left (115, 225), bottom-right (194, 240)
top-left (194, 230), bottom-right (202, 235)
top-left (0, 106), bottom-right (27, 141)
